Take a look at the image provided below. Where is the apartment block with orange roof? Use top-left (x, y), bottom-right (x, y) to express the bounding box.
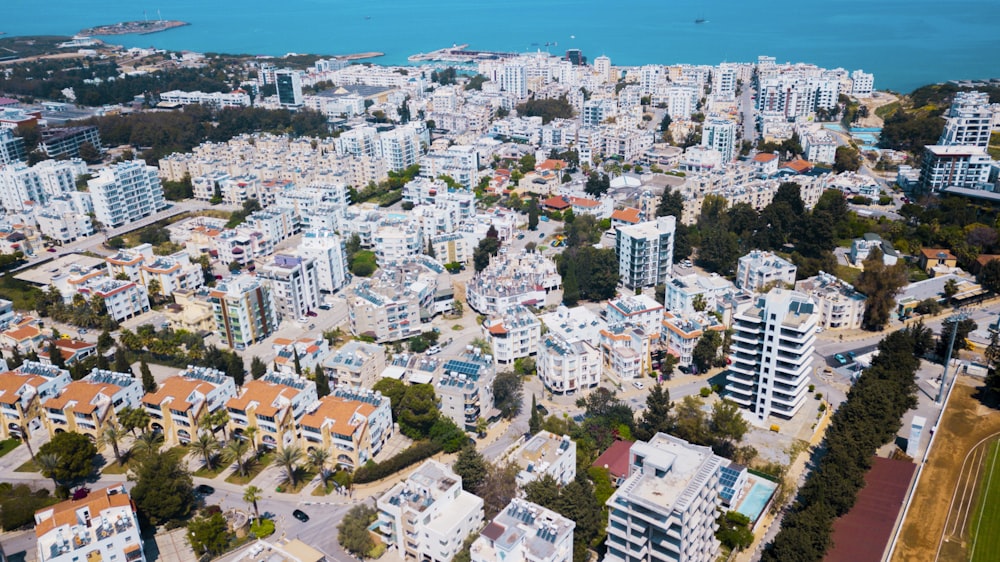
top-left (661, 311), bottom-right (725, 369)
top-left (226, 372), bottom-right (317, 451)
top-left (299, 385), bottom-right (392, 470)
top-left (599, 325), bottom-right (656, 381)
top-left (142, 366), bottom-right (236, 445)
top-left (0, 361), bottom-right (71, 439)
top-left (42, 368), bottom-right (142, 440)
top-left (38, 338), bottom-right (97, 366)
top-left (35, 484), bottom-right (144, 562)
top-left (271, 336), bottom-right (330, 375)
top-left (1, 316), bottom-right (46, 353)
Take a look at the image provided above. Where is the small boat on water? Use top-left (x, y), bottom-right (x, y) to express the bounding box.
top-left (695, 18), bottom-right (707, 24)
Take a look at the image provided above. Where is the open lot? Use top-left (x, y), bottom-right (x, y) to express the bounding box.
top-left (892, 377), bottom-right (1000, 562)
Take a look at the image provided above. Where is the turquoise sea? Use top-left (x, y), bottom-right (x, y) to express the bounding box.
top-left (4, 0), bottom-right (1000, 92)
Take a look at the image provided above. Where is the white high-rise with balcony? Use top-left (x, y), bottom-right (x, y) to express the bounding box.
top-left (604, 433), bottom-right (724, 562)
top-left (726, 289), bottom-right (818, 422)
top-left (88, 161), bottom-right (167, 228)
top-left (616, 216), bottom-right (675, 290)
top-left (938, 90), bottom-right (993, 148)
top-left (701, 117), bottom-right (737, 164)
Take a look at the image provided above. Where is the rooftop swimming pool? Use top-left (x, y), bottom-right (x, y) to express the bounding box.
top-left (736, 476), bottom-right (778, 524)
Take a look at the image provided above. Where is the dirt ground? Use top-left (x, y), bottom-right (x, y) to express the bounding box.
top-left (892, 377), bottom-right (1000, 562)
top-left (855, 92), bottom-right (899, 128)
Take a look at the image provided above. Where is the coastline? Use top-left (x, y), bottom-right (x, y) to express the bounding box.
top-left (79, 20), bottom-right (189, 37)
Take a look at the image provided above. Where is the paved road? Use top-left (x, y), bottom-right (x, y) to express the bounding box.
top-left (740, 83), bottom-right (757, 142)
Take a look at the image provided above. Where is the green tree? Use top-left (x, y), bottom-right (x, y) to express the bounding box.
top-left (187, 513), bottom-right (231, 557)
top-left (691, 330), bottom-right (722, 373)
top-left (337, 504), bottom-right (378, 556)
top-left (275, 445), bottom-right (302, 488)
top-left (250, 356), bottom-right (267, 380)
top-left (493, 371), bottom-right (524, 418)
top-left (710, 399), bottom-right (750, 452)
top-left (131, 450), bottom-right (195, 525)
top-left (243, 485), bottom-right (262, 521)
top-left (140, 359), bottom-right (156, 393)
top-left (473, 237), bottom-right (501, 272)
top-left (225, 437), bottom-right (251, 478)
top-left (454, 443), bottom-right (489, 493)
top-left (307, 447), bottom-right (332, 487)
top-left (716, 511), bottom-right (754, 551)
top-left (98, 422), bottom-right (128, 466)
top-left (635, 383), bottom-right (675, 441)
top-left (672, 395), bottom-right (709, 445)
top-left (528, 198), bottom-right (540, 230)
top-left (833, 145), bottom-right (862, 172)
top-left (854, 248), bottom-right (909, 331)
top-left (429, 416), bottom-right (468, 452)
top-left (189, 433), bottom-right (221, 469)
top-left (97, 329), bottom-right (114, 352)
top-left (35, 453), bottom-right (61, 489)
top-left (373, 378), bottom-right (408, 419)
top-left (698, 229), bottom-right (741, 276)
top-left (479, 461), bottom-right (520, 519)
top-left (37, 432), bottom-right (97, 483)
top-left (529, 394), bottom-right (542, 434)
top-left (656, 185), bottom-right (684, 218)
top-left (978, 259), bottom-right (1000, 294)
top-left (315, 370), bottom-right (330, 397)
top-left (561, 260), bottom-right (581, 305)
top-left (118, 406), bottom-right (150, 436)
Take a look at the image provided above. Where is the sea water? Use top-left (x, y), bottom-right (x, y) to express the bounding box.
top-left (3, 0), bottom-right (1000, 92)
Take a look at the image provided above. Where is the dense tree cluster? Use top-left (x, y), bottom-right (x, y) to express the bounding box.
top-left (515, 95), bottom-right (575, 124)
top-left (853, 248), bottom-right (908, 331)
top-left (337, 504), bottom-right (379, 556)
top-left (0, 483), bottom-right (59, 531)
top-left (493, 371), bottom-right (524, 418)
top-left (762, 326), bottom-right (925, 561)
top-left (524, 474), bottom-right (605, 562)
top-left (116, 323), bottom-right (245, 383)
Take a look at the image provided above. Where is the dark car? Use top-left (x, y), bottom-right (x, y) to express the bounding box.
top-left (536, 403), bottom-right (548, 416)
top-left (306, 310), bottom-right (318, 317)
top-left (292, 509), bottom-right (309, 522)
top-left (196, 485), bottom-right (215, 495)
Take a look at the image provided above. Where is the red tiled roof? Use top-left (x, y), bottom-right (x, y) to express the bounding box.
top-left (920, 248), bottom-right (956, 260)
top-left (542, 196), bottom-right (571, 210)
top-left (537, 159), bottom-right (568, 171)
top-left (592, 440), bottom-right (633, 479)
top-left (570, 196), bottom-right (600, 208)
top-left (753, 153), bottom-right (778, 163)
top-left (782, 159), bottom-right (813, 173)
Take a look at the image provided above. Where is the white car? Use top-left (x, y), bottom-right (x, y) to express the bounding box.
top-left (632, 381), bottom-right (645, 390)
top-left (426, 344), bottom-right (441, 355)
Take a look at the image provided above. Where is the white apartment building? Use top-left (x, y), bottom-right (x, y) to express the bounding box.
top-left (483, 305), bottom-right (541, 365)
top-left (919, 145), bottom-right (992, 192)
top-left (41, 369), bottom-right (144, 440)
top-left (259, 254), bottom-right (320, 322)
top-left (374, 224), bottom-right (424, 265)
top-left (142, 366), bottom-right (237, 445)
top-left (88, 161), bottom-right (167, 229)
top-left (606, 295), bottom-right (664, 335)
top-left (604, 434), bottom-right (725, 562)
top-left (803, 131), bottom-right (838, 164)
top-left (466, 250), bottom-right (561, 315)
top-left (35, 200), bottom-right (94, 244)
top-left (471, 500), bottom-right (574, 562)
top-left (664, 273), bottom-right (735, 317)
top-left (297, 229), bottom-right (349, 294)
top-left (735, 250), bottom-right (798, 292)
top-left (701, 117), bottom-right (737, 164)
top-left (0, 159), bottom-right (87, 212)
top-left (795, 271), bottom-right (866, 330)
top-left (510, 430), bottom-right (577, 487)
top-left (616, 216), bottom-right (676, 290)
top-left (599, 324), bottom-right (656, 381)
top-left (35, 485), bottom-right (145, 562)
top-left (850, 70), bottom-right (874, 97)
top-left (662, 312), bottom-right (726, 369)
top-left (209, 274), bottom-right (278, 349)
top-left (939, 91), bottom-right (993, 148)
top-left (159, 89), bottom-right (251, 108)
top-left (377, 460), bottom-right (485, 562)
top-left (105, 243), bottom-right (203, 297)
top-left (537, 334), bottom-right (601, 395)
top-left (322, 340), bottom-right (386, 388)
top-left (79, 278), bottom-right (150, 322)
top-left (0, 128), bottom-right (26, 165)
top-left (714, 64), bottom-right (739, 100)
top-left (435, 350), bottom-right (496, 431)
top-left (348, 256), bottom-right (453, 343)
top-left (726, 289), bottom-right (818, 422)
top-left (594, 55), bottom-right (614, 83)
top-left (429, 233), bottom-right (474, 265)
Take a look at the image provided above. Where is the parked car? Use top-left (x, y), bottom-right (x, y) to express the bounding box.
top-left (833, 353), bottom-right (848, 365)
top-left (632, 381), bottom-right (645, 390)
top-left (426, 345), bottom-right (441, 355)
top-left (292, 509), bottom-right (309, 522)
top-left (196, 485), bottom-right (215, 495)
top-left (539, 232), bottom-right (545, 238)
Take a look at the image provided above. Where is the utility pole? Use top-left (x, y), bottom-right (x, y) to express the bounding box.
top-left (936, 311), bottom-right (969, 404)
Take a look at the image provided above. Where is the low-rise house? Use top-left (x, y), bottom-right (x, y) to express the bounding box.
top-left (38, 339), bottom-right (97, 366)
top-left (849, 233), bottom-right (899, 266)
top-left (919, 248), bottom-right (959, 277)
top-left (735, 250), bottom-right (797, 292)
top-left (661, 312), bottom-right (726, 369)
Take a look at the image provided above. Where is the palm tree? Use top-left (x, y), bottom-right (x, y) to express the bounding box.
top-left (244, 426), bottom-right (259, 456)
top-left (190, 433), bottom-right (220, 469)
top-left (243, 485), bottom-right (263, 521)
top-left (36, 452), bottom-right (61, 489)
top-left (132, 430), bottom-right (163, 458)
top-left (307, 448), bottom-right (331, 487)
top-left (225, 437), bottom-right (250, 478)
top-left (98, 422), bottom-right (128, 466)
top-left (276, 445), bottom-right (303, 488)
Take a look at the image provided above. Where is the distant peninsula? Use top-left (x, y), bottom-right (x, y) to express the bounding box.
top-left (79, 20), bottom-right (188, 37)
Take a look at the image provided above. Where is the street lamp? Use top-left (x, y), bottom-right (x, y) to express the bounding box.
top-left (936, 311), bottom-right (969, 404)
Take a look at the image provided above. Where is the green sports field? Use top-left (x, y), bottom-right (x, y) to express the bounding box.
top-left (969, 441), bottom-right (1000, 562)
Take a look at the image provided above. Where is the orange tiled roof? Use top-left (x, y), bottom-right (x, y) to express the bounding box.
top-left (542, 196), bottom-right (571, 210)
top-left (142, 376), bottom-right (215, 412)
top-left (226, 380), bottom-right (300, 417)
top-left (3, 324), bottom-right (41, 342)
top-left (0, 371), bottom-right (44, 405)
top-left (782, 159), bottom-right (813, 173)
top-left (43, 380), bottom-right (120, 415)
top-left (611, 208), bottom-right (641, 223)
top-left (753, 153), bottom-right (778, 163)
top-left (487, 323), bottom-right (508, 335)
top-left (299, 395), bottom-right (375, 438)
top-left (570, 196), bottom-right (600, 208)
top-left (537, 159), bottom-right (568, 171)
top-left (34, 486), bottom-right (132, 537)
top-left (920, 248), bottom-right (956, 260)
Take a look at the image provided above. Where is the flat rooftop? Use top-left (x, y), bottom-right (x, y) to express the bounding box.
top-left (15, 253), bottom-right (106, 286)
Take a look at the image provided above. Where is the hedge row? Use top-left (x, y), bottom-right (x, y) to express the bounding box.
top-left (353, 440), bottom-right (443, 484)
top-left (762, 325), bottom-right (924, 561)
